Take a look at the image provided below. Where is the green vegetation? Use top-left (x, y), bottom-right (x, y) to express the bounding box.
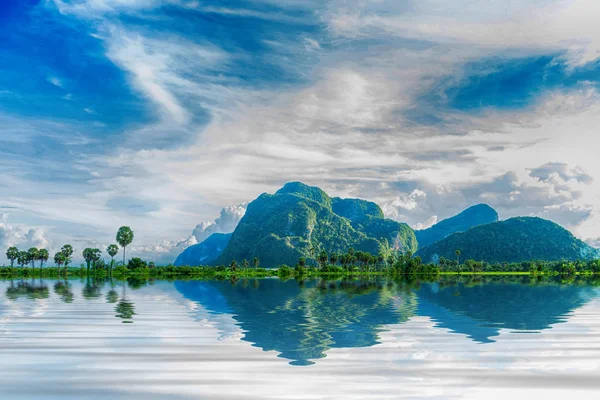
top-left (214, 182), bottom-right (418, 268)
top-left (3, 257), bottom-right (600, 282)
top-left (2, 251), bottom-right (600, 280)
top-left (434, 257), bottom-right (600, 275)
top-left (417, 217), bottom-right (599, 264)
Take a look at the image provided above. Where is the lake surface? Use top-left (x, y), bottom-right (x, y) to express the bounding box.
top-left (1, 276), bottom-right (600, 399)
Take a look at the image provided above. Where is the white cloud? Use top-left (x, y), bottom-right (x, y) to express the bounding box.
top-left (414, 216), bottom-right (438, 231)
top-left (130, 203), bottom-right (247, 264)
top-left (327, 0), bottom-right (600, 64)
top-left (105, 29), bottom-right (190, 125)
top-left (47, 76), bottom-right (63, 88)
top-left (0, 222), bottom-right (51, 263)
top-left (383, 190), bottom-right (428, 218)
top-left (52, 0), bottom-right (168, 17)
top-left (190, 203), bottom-right (247, 243)
top-left (131, 235), bottom-right (196, 264)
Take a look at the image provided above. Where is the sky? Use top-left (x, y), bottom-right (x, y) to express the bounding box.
top-left (1, 0), bottom-right (600, 264)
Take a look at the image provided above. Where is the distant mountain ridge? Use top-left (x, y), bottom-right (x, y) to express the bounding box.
top-left (213, 182), bottom-right (418, 268)
top-left (416, 216), bottom-right (600, 263)
top-left (415, 204), bottom-right (499, 248)
top-left (174, 233), bottom-right (232, 266)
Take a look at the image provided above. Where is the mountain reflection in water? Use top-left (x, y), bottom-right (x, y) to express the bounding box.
top-left (2, 276), bottom-right (600, 400)
top-left (175, 276), bottom-right (599, 365)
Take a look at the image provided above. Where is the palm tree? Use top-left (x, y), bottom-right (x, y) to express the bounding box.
top-left (6, 247), bottom-right (19, 267)
top-left (27, 247), bottom-right (39, 269)
top-left (17, 251), bottom-right (28, 268)
top-left (242, 259), bottom-right (249, 269)
top-left (329, 253), bottom-right (338, 266)
top-left (61, 244), bottom-right (73, 270)
top-left (107, 244), bottom-right (119, 275)
top-left (455, 249), bottom-right (461, 266)
top-left (37, 249), bottom-right (49, 274)
top-left (252, 257), bottom-right (260, 269)
top-left (54, 252), bottom-right (65, 268)
top-left (317, 250), bottom-right (328, 269)
top-left (116, 226), bottom-right (134, 265)
top-left (82, 248), bottom-right (102, 274)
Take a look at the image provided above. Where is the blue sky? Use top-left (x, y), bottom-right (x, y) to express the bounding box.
top-left (2, 0), bottom-right (600, 263)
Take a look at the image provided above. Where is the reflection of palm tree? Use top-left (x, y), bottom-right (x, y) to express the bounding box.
top-left (115, 298), bottom-right (136, 323)
top-left (6, 281), bottom-right (20, 301)
top-left (115, 281), bottom-right (135, 323)
top-left (106, 279), bottom-right (119, 303)
top-left (53, 281), bottom-right (74, 303)
top-left (82, 279), bottom-right (102, 300)
top-left (28, 282), bottom-right (49, 300)
top-left (106, 289), bottom-right (119, 303)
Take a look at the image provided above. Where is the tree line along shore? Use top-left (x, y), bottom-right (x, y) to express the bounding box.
top-left (4, 225), bottom-right (600, 280)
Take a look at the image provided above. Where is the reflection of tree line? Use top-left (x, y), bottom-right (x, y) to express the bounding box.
top-left (4, 278), bottom-right (136, 323)
top-left (5, 279), bottom-right (50, 301)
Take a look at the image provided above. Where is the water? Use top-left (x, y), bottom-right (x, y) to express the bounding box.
top-left (1, 276), bottom-right (600, 399)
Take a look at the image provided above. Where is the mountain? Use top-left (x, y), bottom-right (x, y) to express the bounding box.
top-left (416, 216), bottom-right (600, 264)
top-left (174, 233), bottom-right (232, 266)
top-left (415, 204), bottom-right (499, 248)
top-left (214, 182), bottom-right (418, 268)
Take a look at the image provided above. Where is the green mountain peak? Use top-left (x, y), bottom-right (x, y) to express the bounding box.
top-left (416, 216), bottom-right (599, 263)
top-left (214, 183), bottom-right (417, 268)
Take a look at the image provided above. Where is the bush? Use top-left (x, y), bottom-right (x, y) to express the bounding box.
top-left (277, 265), bottom-right (293, 277)
top-left (295, 264), bottom-right (307, 276)
top-left (114, 265), bottom-right (129, 277)
top-left (128, 257), bottom-right (148, 270)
